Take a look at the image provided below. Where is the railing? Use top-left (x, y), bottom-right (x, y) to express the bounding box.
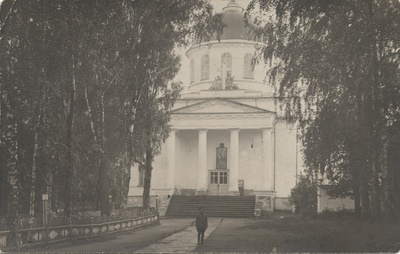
top-left (0, 214), bottom-right (159, 251)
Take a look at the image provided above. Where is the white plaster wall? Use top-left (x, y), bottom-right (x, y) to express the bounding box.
top-left (187, 41), bottom-right (270, 93)
top-left (151, 142), bottom-right (169, 189)
top-left (175, 130), bottom-right (198, 189)
top-left (274, 121), bottom-right (298, 198)
top-left (318, 187), bottom-right (355, 212)
top-left (238, 130), bottom-right (264, 190)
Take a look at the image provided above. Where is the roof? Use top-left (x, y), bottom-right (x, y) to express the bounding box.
top-left (195, 1), bottom-right (255, 43)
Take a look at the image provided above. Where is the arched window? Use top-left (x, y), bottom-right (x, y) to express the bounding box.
top-left (221, 52), bottom-right (232, 77)
top-left (244, 53), bottom-right (254, 79)
top-left (190, 58), bottom-right (194, 83)
top-left (201, 54), bottom-right (209, 80)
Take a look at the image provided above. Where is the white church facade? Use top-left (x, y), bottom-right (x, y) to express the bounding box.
top-left (128, 1), bottom-right (302, 214)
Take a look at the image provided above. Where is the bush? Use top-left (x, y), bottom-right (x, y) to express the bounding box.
top-left (289, 174), bottom-right (318, 217)
top-left (318, 208), bottom-right (355, 219)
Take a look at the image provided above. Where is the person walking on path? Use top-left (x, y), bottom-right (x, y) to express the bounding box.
top-left (195, 206), bottom-right (208, 245)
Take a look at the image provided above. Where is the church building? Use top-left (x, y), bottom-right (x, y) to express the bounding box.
top-left (128, 0), bottom-right (302, 215)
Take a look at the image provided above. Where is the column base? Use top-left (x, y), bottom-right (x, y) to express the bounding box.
top-left (253, 191), bottom-right (276, 215)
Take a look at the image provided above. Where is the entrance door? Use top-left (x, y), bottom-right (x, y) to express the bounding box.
top-left (208, 170), bottom-right (229, 195)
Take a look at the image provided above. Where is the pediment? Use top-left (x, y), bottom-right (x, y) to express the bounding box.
top-left (172, 99), bottom-right (268, 114)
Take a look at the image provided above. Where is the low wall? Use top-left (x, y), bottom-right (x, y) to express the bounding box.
top-left (317, 186), bottom-right (355, 213)
top-left (0, 214), bottom-right (159, 252)
top-left (274, 197), bottom-right (292, 211)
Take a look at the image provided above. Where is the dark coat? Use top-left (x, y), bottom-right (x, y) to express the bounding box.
top-left (195, 213), bottom-right (208, 230)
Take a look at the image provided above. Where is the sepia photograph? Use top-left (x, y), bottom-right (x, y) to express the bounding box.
top-left (1, 0), bottom-right (400, 252)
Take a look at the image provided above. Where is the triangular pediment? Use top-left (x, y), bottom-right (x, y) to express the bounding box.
top-left (172, 99), bottom-right (268, 114)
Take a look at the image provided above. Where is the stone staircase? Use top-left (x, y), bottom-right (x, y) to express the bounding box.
top-left (165, 195), bottom-right (255, 217)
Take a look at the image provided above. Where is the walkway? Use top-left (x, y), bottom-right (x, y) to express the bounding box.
top-left (135, 218), bottom-right (222, 253)
top-left (22, 218), bottom-right (222, 253)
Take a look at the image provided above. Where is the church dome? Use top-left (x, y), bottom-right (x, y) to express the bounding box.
top-left (217, 0), bottom-right (253, 41)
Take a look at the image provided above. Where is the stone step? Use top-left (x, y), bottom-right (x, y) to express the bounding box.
top-left (166, 195), bottom-right (255, 218)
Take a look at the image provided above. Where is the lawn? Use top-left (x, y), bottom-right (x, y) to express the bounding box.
top-left (195, 212), bottom-right (400, 253)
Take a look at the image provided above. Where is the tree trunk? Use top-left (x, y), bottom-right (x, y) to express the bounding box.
top-left (360, 169), bottom-right (371, 219)
top-left (98, 152), bottom-right (110, 216)
top-left (143, 145), bottom-right (153, 209)
top-left (64, 53), bottom-right (77, 218)
top-left (380, 134), bottom-right (397, 221)
top-left (123, 152), bottom-right (132, 207)
top-left (29, 107), bottom-right (43, 216)
top-left (3, 87), bottom-right (20, 230)
top-left (353, 184), bottom-right (361, 219)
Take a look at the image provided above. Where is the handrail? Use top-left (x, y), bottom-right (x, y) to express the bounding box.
top-left (0, 213), bottom-right (159, 251)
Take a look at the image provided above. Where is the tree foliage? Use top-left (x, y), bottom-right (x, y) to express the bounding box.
top-left (248, 0), bottom-right (400, 220)
top-left (0, 0), bottom-right (222, 229)
top-left (289, 174), bottom-right (317, 217)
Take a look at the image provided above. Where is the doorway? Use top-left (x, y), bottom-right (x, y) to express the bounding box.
top-left (208, 170), bottom-right (229, 195)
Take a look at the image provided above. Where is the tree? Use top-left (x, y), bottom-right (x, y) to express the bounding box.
top-left (0, 0), bottom-right (223, 228)
top-left (248, 0), bottom-right (400, 220)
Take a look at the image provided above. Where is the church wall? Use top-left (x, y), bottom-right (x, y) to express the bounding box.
top-left (274, 121), bottom-right (298, 200)
top-left (238, 130), bottom-right (264, 190)
top-left (175, 130), bottom-right (198, 189)
top-left (151, 142), bottom-right (169, 189)
top-left (187, 42), bottom-right (269, 93)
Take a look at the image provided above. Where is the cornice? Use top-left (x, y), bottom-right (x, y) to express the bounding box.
top-left (186, 40), bottom-right (267, 58)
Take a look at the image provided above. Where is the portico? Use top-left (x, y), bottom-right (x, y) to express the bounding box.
top-left (164, 98), bottom-right (277, 195)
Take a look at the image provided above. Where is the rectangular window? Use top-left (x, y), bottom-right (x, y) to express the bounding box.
top-left (219, 172), bottom-right (228, 184)
top-left (210, 172), bottom-right (218, 184)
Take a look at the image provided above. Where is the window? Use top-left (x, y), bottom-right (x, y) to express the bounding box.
top-left (190, 59), bottom-right (195, 83)
top-left (210, 172), bottom-right (218, 184)
top-left (201, 54), bottom-right (209, 80)
top-left (138, 166), bottom-right (145, 186)
top-left (221, 52), bottom-right (232, 77)
top-left (244, 53), bottom-right (254, 79)
top-left (210, 172), bottom-right (228, 184)
top-left (219, 172), bottom-right (228, 184)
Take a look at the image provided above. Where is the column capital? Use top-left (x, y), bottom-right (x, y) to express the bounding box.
top-left (198, 129), bottom-right (208, 133)
top-left (229, 128), bottom-right (240, 133)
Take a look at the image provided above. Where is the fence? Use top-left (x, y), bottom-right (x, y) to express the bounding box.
top-left (0, 213), bottom-right (159, 251)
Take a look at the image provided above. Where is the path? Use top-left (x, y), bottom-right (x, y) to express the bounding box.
top-left (135, 217), bottom-right (222, 253)
top-left (22, 217), bottom-right (222, 253)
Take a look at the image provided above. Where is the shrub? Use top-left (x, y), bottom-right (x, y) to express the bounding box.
top-left (289, 174), bottom-right (318, 217)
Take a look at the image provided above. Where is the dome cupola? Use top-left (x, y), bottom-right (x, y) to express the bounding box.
top-left (218, 0), bottom-right (251, 40)
top-left (184, 0), bottom-right (272, 96)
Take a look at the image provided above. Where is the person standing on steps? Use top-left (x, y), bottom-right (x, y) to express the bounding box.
top-left (195, 206), bottom-right (208, 245)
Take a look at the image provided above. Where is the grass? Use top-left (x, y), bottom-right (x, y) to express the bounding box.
top-left (196, 212), bottom-right (400, 253)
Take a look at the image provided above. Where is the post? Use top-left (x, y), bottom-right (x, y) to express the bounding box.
top-left (221, 63), bottom-right (226, 90)
top-left (155, 195), bottom-right (159, 213)
top-left (42, 193), bottom-right (49, 247)
top-left (15, 219), bottom-right (20, 253)
top-left (91, 218), bottom-right (94, 238)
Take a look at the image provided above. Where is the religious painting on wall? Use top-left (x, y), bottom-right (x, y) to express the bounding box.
top-left (216, 143), bottom-right (227, 169)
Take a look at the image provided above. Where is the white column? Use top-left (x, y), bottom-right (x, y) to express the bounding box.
top-left (262, 128), bottom-right (275, 191)
top-left (197, 129), bottom-right (208, 191)
top-left (270, 130), bottom-right (275, 191)
top-left (167, 129), bottom-right (176, 189)
top-left (229, 129), bottom-right (240, 192)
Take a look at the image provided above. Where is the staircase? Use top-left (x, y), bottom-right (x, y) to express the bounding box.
top-left (165, 195), bottom-right (255, 217)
